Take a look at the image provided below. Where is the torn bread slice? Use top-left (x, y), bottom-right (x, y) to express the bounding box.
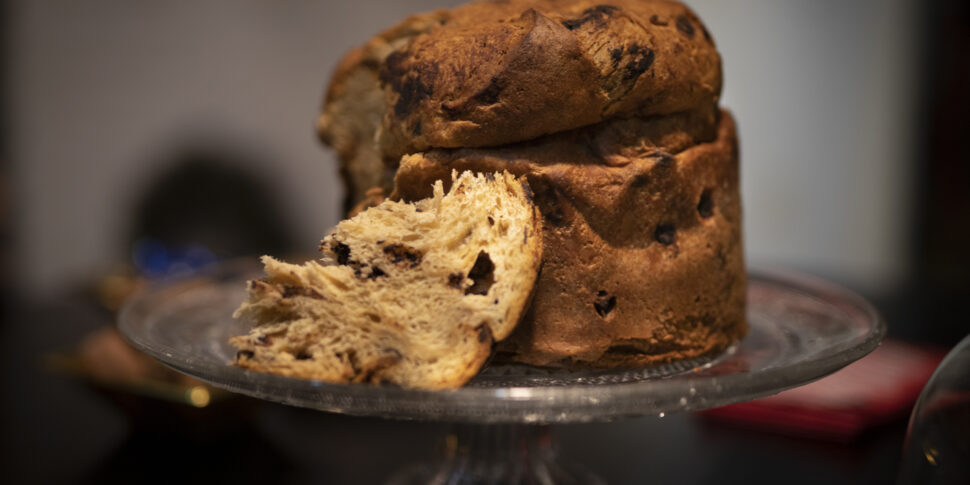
top-left (230, 171), bottom-right (542, 390)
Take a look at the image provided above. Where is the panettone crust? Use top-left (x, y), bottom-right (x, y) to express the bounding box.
top-left (377, 0), bottom-right (722, 158)
top-left (391, 110), bottom-right (744, 367)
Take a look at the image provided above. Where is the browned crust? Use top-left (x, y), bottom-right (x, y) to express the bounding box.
top-left (391, 110), bottom-right (745, 367)
top-left (317, 10), bottom-right (450, 211)
top-left (377, 0), bottom-right (722, 157)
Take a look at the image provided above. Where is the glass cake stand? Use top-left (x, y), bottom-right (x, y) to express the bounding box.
top-left (119, 263), bottom-right (885, 484)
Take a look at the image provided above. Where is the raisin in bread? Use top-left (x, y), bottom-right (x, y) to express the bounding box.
top-left (231, 171), bottom-right (542, 389)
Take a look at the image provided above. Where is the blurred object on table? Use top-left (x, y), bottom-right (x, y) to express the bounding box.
top-left (700, 339), bottom-right (945, 442)
top-left (43, 324), bottom-right (249, 434)
top-left (898, 334), bottom-right (970, 485)
top-left (93, 264), bottom-right (146, 313)
top-left (126, 147), bottom-right (298, 270)
top-left (37, 146), bottom-right (306, 432)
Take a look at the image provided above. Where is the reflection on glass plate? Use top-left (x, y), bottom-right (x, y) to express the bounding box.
top-left (119, 263), bottom-right (884, 424)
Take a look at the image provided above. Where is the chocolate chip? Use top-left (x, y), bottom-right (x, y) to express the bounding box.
top-left (697, 190), bottom-right (714, 219)
top-left (448, 272), bottom-right (464, 289)
top-left (655, 224), bottom-right (676, 245)
top-left (676, 15), bottom-right (695, 38)
top-left (594, 290), bottom-right (616, 317)
top-left (487, 216), bottom-right (494, 226)
top-left (562, 18), bottom-right (583, 29)
top-left (380, 50), bottom-right (436, 119)
top-left (368, 267), bottom-right (387, 279)
top-left (236, 350), bottom-right (254, 360)
top-left (464, 251), bottom-right (495, 295)
top-left (332, 241), bottom-right (351, 265)
top-left (561, 4), bottom-right (618, 30)
top-left (294, 350), bottom-right (312, 361)
top-left (623, 44), bottom-right (655, 80)
top-left (383, 244), bottom-right (423, 268)
top-left (610, 46), bottom-right (624, 67)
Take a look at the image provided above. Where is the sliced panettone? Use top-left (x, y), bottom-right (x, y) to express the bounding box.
top-left (230, 171), bottom-right (542, 389)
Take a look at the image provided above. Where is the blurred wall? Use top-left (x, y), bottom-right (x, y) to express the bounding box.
top-left (690, 0), bottom-right (920, 293)
top-left (8, 0), bottom-right (919, 296)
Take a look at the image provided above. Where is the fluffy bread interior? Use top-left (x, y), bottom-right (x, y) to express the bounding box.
top-left (231, 170), bottom-right (542, 389)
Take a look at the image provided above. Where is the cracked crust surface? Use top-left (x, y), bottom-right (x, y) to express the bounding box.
top-left (392, 111), bottom-right (744, 367)
top-left (319, 0), bottom-right (721, 208)
top-left (375, 0), bottom-right (721, 157)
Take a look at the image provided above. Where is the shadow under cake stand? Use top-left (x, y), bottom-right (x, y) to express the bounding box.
top-left (119, 265), bottom-right (885, 484)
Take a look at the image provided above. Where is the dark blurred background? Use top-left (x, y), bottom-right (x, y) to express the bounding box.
top-left (1, 0), bottom-right (967, 484)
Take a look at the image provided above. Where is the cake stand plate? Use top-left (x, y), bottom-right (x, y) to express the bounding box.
top-left (119, 264), bottom-right (884, 424)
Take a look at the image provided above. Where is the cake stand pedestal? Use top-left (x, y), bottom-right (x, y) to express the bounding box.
top-left (385, 424), bottom-right (603, 485)
top-left (119, 265), bottom-right (885, 484)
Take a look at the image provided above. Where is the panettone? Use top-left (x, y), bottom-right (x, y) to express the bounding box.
top-left (318, 0), bottom-right (746, 368)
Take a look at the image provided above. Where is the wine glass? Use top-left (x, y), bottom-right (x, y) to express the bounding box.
top-left (898, 334), bottom-right (970, 485)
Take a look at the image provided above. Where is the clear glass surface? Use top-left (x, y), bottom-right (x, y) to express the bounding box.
top-left (118, 262), bottom-right (885, 424)
top-left (899, 333), bottom-right (970, 485)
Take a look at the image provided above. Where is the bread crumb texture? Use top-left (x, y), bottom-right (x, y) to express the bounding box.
top-left (230, 171), bottom-right (542, 389)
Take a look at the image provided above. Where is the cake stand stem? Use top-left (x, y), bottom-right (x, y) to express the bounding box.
top-left (385, 423), bottom-right (604, 485)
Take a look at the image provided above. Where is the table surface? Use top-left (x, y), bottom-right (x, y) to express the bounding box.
top-left (1, 294), bottom-right (905, 485)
